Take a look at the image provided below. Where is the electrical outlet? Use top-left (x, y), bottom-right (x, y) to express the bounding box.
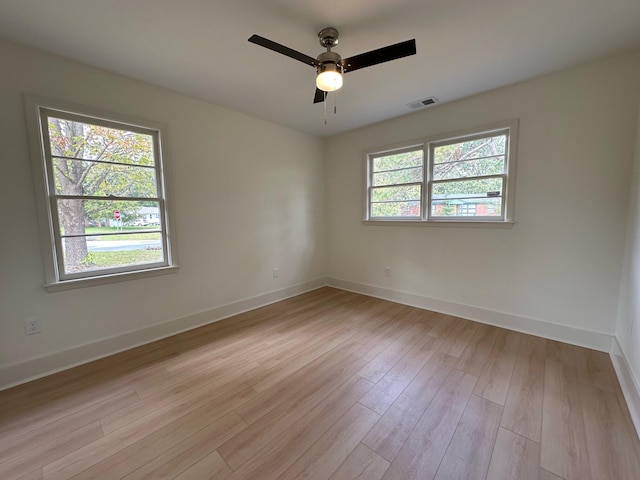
top-left (384, 267), bottom-right (391, 277)
top-left (24, 318), bottom-right (41, 335)
top-left (273, 267), bottom-right (279, 278)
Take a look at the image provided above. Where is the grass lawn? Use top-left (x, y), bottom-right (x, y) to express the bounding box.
top-left (84, 226), bottom-right (159, 241)
top-left (86, 249), bottom-right (163, 267)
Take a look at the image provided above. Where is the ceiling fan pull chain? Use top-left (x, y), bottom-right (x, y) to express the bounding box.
top-left (334, 89), bottom-right (337, 115)
top-left (324, 92), bottom-right (328, 125)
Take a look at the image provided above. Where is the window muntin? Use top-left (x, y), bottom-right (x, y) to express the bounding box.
top-left (30, 103), bottom-right (175, 285)
top-left (365, 121), bottom-right (517, 224)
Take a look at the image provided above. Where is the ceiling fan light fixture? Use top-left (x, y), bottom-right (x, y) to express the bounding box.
top-left (316, 66), bottom-right (343, 92)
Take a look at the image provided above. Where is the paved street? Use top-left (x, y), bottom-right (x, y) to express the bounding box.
top-left (86, 239), bottom-right (161, 252)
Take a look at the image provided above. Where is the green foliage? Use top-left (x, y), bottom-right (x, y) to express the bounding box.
top-left (432, 135), bottom-right (506, 198)
top-left (81, 252), bottom-right (96, 267)
top-left (433, 135), bottom-right (505, 164)
top-left (48, 117), bottom-right (157, 225)
top-left (432, 178), bottom-right (502, 198)
top-left (372, 150), bottom-right (422, 171)
top-left (371, 201), bottom-right (420, 217)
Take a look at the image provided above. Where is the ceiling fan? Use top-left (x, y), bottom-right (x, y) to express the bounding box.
top-left (248, 28), bottom-right (417, 104)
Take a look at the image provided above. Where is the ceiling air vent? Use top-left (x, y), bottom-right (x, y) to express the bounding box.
top-left (407, 97), bottom-right (438, 110)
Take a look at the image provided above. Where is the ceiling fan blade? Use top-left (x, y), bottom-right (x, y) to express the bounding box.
top-left (313, 88), bottom-right (326, 104)
top-left (248, 34), bottom-right (317, 67)
top-left (342, 39), bottom-right (416, 73)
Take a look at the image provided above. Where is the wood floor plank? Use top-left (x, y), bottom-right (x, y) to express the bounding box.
top-left (355, 306), bottom-right (415, 362)
top-left (223, 377), bottom-right (374, 480)
top-left (424, 313), bottom-right (459, 339)
top-left (545, 340), bottom-right (582, 368)
top-left (68, 411), bottom-right (245, 480)
top-left (250, 326), bottom-right (358, 392)
top-left (41, 385), bottom-right (254, 480)
top-left (485, 427), bottom-right (540, 480)
top-left (454, 323), bottom-right (500, 377)
top-left (218, 351), bottom-right (367, 469)
top-left (436, 318), bottom-right (479, 357)
top-left (172, 451), bottom-right (232, 480)
top-left (0, 384), bottom-right (135, 436)
top-left (434, 394), bottom-right (502, 480)
top-left (100, 361), bottom-right (259, 434)
top-left (233, 340), bottom-right (365, 426)
top-left (328, 444), bottom-right (390, 480)
top-left (134, 352), bottom-right (263, 399)
top-left (0, 390), bottom-right (138, 463)
top-left (539, 468), bottom-right (564, 480)
top-left (540, 359), bottom-right (591, 480)
top-left (579, 381), bottom-right (640, 480)
top-left (501, 334), bottom-right (545, 442)
top-left (120, 413), bottom-right (246, 480)
top-left (359, 333), bottom-right (441, 415)
top-left (276, 403), bottom-right (380, 480)
top-left (357, 321), bottom-right (431, 383)
top-left (474, 330), bottom-right (522, 405)
top-left (362, 351), bottom-right (457, 461)
top-left (16, 470), bottom-right (43, 480)
top-left (381, 369), bottom-right (477, 480)
top-left (0, 421), bottom-right (103, 480)
top-left (575, 348), bottom-right (619, 393)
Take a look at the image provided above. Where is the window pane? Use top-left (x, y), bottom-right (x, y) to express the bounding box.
top-left (373, 166), bottom-right (422, 186)
top-left (371, 201), bottom-right (420, 217)
top-left (47, 117), bottom-right (155, 166)
top-left (434, 134), bottom-right (506, 164)
top-left (62, 232), bottom-right (164, 275)
top-left (52, 158), bottom-right (157, 197)
top-left (433, 156), bottom-right (504, 181)
top-left (431, 198), bottom-right (502, 217)
top-left (372, 150), bottom-right (422, 172)
top-left (371, 184), bottom-right (421, 202)
top-left (57, 199), bottom-right (161, 236)
top-left (431, 177), bottom-right (503, 199)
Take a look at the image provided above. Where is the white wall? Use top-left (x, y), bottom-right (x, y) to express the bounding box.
top-left (616, 101), bottom-right (640, 425)
top-left (0, 38), bottom-right (327, 385)
top-left (326, 51), bottom-right (640, 340)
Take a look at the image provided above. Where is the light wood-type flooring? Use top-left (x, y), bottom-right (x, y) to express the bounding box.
top-left (1, 287), bottom-right (639, 480)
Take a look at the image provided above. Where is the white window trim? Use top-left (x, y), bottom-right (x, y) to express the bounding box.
top-left (24, 95), bottom-right (179, 291)
top-left (363, 119), bottom-right (518, 226)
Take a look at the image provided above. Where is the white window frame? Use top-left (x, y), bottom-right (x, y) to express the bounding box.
top-left (24, 95), bottom-right (178, 291)
top-left (363, 119), bottom-right (518, 226)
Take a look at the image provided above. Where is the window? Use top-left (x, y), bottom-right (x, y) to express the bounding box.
top-left (457, 204), bottom-right (477, 216)
top-left (364, 120), bottom-right (518, 224)
top-left (369, 146), bottom-right (424, 219)
top-left (25, 96), bottom-right (177, 290)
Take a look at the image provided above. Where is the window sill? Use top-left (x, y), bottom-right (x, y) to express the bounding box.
top-left (363, 220), bottom-right (515, 228)
top-left (45, 265), bottom-right (179, 292)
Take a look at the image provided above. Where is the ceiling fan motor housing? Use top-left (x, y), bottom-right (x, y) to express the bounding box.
top-left (318, 27), bottom-right (339, 48)
top-left (316, 51), bottom-right (342, 73)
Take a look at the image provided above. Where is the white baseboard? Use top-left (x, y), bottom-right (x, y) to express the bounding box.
top-left (0, 277), bottom-right (328, 391)
top-left (327, 277), bottom-right (613, 352)
top-left (610, 338), bottom-right (640, 439)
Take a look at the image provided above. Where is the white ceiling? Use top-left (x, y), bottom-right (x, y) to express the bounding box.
top-left (1, 0), bottom-right (639, 137)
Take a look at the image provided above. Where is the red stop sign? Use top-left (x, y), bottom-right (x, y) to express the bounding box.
top-left (114, 210), bottom-right (121, 220)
